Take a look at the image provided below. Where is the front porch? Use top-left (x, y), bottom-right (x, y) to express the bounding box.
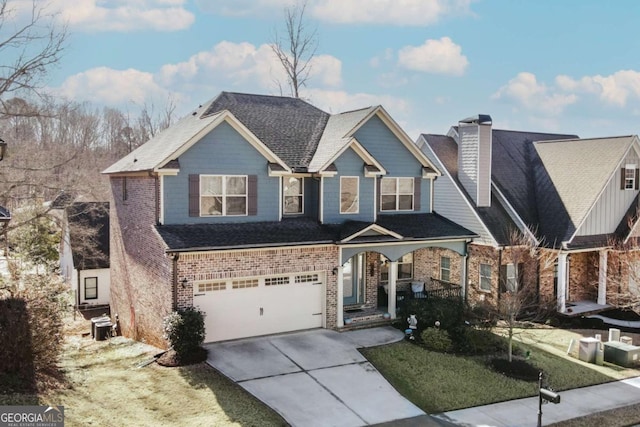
top-left (342, 277), bottom-right (463, 329)
top-left (559, 300), bottom-right (613, 317)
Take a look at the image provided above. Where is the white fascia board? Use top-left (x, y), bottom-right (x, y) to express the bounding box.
top-left (159, 110), bottom-right (291, 174)
top-left (348, 106), bottom-right (442, 172)
top-left (491, 183), bottom-right (539, 245)
top-left (340, 224), bottom-right (403, 243)
top-left (318, 137), bottom-right (386, 175)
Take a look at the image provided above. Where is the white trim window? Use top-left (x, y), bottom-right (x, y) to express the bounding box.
top-left (479, 263), bottom-right (492, 292)
top-left (201, 175), bottom-right (247, 216)
top-left (440, 256), bottom-right (451, 282)
top-left (380, 253), bottom-right (414, 283)
top-left (381, 177), bottom-right (413, 211)
top-left (284, 176), bottom-right (304, 214)
top-left (85, 277), bottom-right (98, 300)
top-left (340, 176), bottom-right (359, 214)
top-left (625, 164), bottom-right (636, 190)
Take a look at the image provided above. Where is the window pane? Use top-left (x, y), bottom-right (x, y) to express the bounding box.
top-left (398, 195), bottom-right (413, 210)
top-left (226, 176), bottom-right (246, 195)
top-left (226, 197), bottom-right (246, 215)
top-left (381, 195), bottom-right (396, 211)
top-left (381, 178), bottom-right (396, 194)
top-left (85, 277), bottom-right (97, 299)
top-left (398, 263), bottom-right (412, 279)
top-left (441, 269), bottom-right (450, 282)
top-left (202, 196), bottom-right (222, 215)
top-left (284, 196), bottom-right (302, 213)
top-left (341, 177), bottom-right (358, 213)
top-left (284, 177), bottom-right (302, 196)
top-left (480, 264), bottom-right (491, 277)
top-left (202, 176), bottom-right (222, 196)
top-left (441, 256), bottom-right (450, 269)
top-left (398, 178), bottom-right (414, 193)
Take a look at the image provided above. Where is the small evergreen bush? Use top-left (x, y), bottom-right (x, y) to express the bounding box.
top-left (162, 307), bottom-right (205, 361)
top-left (420, 327), bottom-right (453, 353)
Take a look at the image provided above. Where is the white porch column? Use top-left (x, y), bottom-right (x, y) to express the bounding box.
top-left (557, 253), bottom-right (568, 313)
top-left (598, 250), bottom-right (608, 305)
top-left (336, 266), bottom-right (344, 328)
top-left (388, 261), bottom-right (398, 319)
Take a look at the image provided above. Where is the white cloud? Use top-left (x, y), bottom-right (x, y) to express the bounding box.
top-left (492, 72), bottom-right (577, 114)
top-left (47, 0), bottom-right (194, 32)
top-left (556, 70), bottom-right (640, 107)
top-left (397, 37), bottom-right (468, 76)
top-left (159, 40), bottom-right (342, 92)
top-left (302, 88), bottom-right (410, 114)
top-left (197, 0), bottom-right (471, 25)
top-left (311, 0), bottom-right (472, 25)
top-left (54, 67), bottom-right (172, 105)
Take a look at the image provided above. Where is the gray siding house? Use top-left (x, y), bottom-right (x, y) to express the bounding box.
top-left (104, 92), bottom-right (475, 346)
top-left (419, 115), bottom-right (640, 315)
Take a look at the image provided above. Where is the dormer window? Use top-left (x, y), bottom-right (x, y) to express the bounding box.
top-left (284, 176), bottom-right (303, 214)
top-left (624, 165), bottom-right (637, 190)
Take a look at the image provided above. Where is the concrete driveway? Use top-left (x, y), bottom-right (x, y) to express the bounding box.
top-left (205, 327), bottom-right (426, 427)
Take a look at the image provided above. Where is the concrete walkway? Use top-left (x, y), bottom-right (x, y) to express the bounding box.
top-left (205, 327), bottom-right (428, 427)
top-left (434, 376), bottom-right (640, 426)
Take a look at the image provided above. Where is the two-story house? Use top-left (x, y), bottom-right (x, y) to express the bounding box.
top-left (104, 92), bottom-right (475, 346)
top-left (419, 115), bottom-right (640, 316)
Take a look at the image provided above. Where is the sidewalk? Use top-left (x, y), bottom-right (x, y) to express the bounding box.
top-left (433, 376), bottom-right (640, 427)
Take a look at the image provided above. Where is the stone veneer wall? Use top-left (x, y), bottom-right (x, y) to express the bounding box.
top-left (175, 246), bottom-right (339, 328)
top-left (110, 176), bottom-right (172, 348)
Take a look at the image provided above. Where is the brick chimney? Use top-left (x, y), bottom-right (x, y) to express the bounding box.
top-left (457, 114), bottom-right (492, 207)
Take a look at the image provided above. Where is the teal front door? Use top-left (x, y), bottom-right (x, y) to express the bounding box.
top-left (343, 253), bottom-right (365, 306)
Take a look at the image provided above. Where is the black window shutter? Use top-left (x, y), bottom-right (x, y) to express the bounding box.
top-left (499, 265), bottom-right (507, 293)
top-left (635, 169), bottom-right (639, 190)
top-left (621, 168), bottom-right (626, 190)
top-left (414, 177), bottom-right (421, 211)
top-left (376, 177), bottom-right (381, 212)
top-left (188, 174), bottom-right (200, 217)
top-left (248, 175), bottom-right (257, 216)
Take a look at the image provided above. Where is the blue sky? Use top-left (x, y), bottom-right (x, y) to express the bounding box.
top-left (13, 0), bottom-right (640, 139)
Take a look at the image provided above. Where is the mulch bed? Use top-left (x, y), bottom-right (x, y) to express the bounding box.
top-left (157, 347), bottom-right (208, 367)
top-left (489, 357), bottom-right (541, 382)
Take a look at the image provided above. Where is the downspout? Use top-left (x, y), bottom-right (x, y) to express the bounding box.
top-left (497, 247), bottom-right (503, 303)
top-left (170, 252), bottom-right (179, 310)
top-left (77, 269), bottom-right (81, 307)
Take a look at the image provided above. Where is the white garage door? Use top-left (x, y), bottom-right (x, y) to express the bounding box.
top-left (193, 272), bottom-right (324, 342)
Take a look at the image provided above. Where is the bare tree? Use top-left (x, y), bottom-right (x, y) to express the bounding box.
top-left (0, 0), bottom-right (67, 117)
top-left (604, 229), bottom-right (640, 315)
top-left (270, 1), bottom-right (317, 98)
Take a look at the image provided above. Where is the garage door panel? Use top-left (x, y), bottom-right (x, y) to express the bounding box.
top-left (196, 273), bottom-right (325, 343)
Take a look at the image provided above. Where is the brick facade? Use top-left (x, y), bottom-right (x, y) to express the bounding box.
top-left (110, 176), bottom-right (172, 348)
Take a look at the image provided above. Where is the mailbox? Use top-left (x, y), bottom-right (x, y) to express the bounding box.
top-left (540, 388), bottom-right (560, 404)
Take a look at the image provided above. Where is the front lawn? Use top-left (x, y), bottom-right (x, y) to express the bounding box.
top-left (1, 325), bottom-right (286, 427)
top-left (361, 338), bottom-right (613, 413)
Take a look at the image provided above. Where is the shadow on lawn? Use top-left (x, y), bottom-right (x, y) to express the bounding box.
top-left (176, 358), bottom-right (288, 426)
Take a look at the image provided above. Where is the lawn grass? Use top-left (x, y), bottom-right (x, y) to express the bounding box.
top-left (361, 339), bottom-right (613, 413)
top-left (2, 331), bottom-right (286, 427)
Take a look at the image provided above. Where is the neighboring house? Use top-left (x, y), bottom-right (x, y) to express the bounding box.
top-left (59, 202), bottom-right (110, 307)
top-left (419, 115), bottom-right (640, 315)
top-left (103, 92), bottom-right (476, 346)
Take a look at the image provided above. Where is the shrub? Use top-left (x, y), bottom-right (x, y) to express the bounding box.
top-left (466, 302), bottom-right (498, 329)
top-left (420, 327), bottom-right (453, 353)
top-left (489, 357), bottom-right (540, 382)
top-left (400, 297), bottom-right (464, 332)
top-left (163, 307), bottom-right (205, 361)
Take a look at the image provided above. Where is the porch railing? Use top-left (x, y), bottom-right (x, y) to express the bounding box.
top-left (412, 277), bottom-right (462, 300)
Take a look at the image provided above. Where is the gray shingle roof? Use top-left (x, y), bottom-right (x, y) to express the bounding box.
top-left (156, 213), bottom-right (476, 252)
top-left (203, 92), bottom-right (330, 169)
top-left (422, 129), bottom-right (581, 247)
top-left (308, 107), bottom-right (376, 171)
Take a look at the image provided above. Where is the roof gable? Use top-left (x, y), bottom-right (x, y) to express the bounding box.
top-left (534, 135), bottom-right (637, 242)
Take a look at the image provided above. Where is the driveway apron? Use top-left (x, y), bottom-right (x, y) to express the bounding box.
top-left (205, 327), bottom-right (425, 427)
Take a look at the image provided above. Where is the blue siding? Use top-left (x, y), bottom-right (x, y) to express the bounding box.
top-left (323, 147), bottom-right (375, 223)
top-left (354, 115), bottom-right (431, 213)
top-left (163, 121), bottom-right (280, 224)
